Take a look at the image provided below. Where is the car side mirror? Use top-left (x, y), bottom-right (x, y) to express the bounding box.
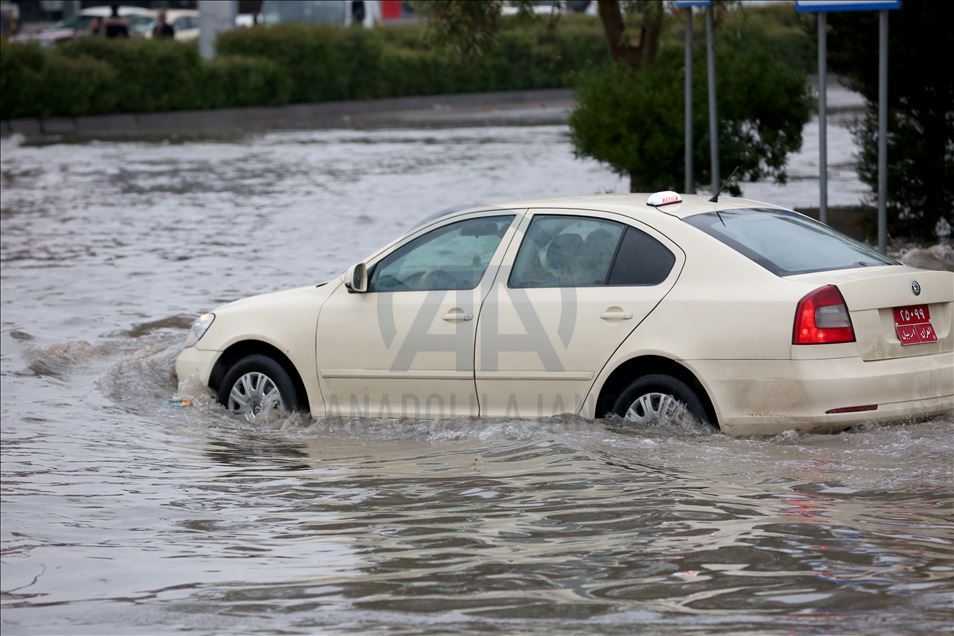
top-left (345, 262), bottom-right (368, 293)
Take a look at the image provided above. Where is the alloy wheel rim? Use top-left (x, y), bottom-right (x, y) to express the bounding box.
top-left (227, 371), bottom-right (284, 422)
top-left (624, 392), bottom-right (682, 425)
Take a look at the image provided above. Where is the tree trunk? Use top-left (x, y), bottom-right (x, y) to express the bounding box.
top-left (597, 0), bottom-right (663, 69)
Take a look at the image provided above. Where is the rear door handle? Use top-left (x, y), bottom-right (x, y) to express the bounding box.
top-left (443, 309), bottom-right (473, 322)
top-left (600, 309), bottom-right (633, 321)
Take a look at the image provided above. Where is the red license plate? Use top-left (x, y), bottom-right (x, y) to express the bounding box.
top-left (893, 304), bottom-right (937, 345)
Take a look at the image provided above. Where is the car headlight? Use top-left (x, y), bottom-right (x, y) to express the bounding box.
top-left (184, 312), bottom-right (215, 348)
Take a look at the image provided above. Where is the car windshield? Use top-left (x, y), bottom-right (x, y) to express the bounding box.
top-left (409, 203), bottom-right (488, 231)
top-left (59, 15), bottom-right (93, 29)
top-left (261, 0), bottom-right (346, 25)
top-left (685, 208), bottom-right (895, 276)
top-left (128, 15), bottom-right (155, 33)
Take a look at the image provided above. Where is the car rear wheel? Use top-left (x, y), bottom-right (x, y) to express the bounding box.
top-left (217, 354), bottom-right (300, 422)
top-left (612, 374), bottom-right (712, 428)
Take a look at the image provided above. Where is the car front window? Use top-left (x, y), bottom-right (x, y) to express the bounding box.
top-left (369, 216), bottom-right (514, 292)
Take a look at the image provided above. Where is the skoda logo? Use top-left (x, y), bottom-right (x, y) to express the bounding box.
top-left (911, 280), bottom-right (921, 296)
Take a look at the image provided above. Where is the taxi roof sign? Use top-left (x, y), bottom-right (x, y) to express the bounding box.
top-left (647, 191), bottom-right (683, 207)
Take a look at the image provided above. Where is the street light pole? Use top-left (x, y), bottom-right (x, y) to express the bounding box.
top-left (198, 0), bottom-right (237, 61)
top-left (705, 4), bottom-right (719, 194)
top-left (877, 10), bottom-right (888, 254)
top-left (818, 13), bottom-right (828, 225)
top-left (684, 8), bottom-right (694, 194)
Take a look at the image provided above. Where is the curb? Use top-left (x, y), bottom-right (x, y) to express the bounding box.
top-left (1, 88), bottom-right (575, 139)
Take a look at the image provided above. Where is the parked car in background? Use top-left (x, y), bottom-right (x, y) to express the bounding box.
top-left (167, 9), bottom-right (199, 41)
top-left (142, 9), bottom-right (199, 41)
top-left (501, 1), bottom-right (597, 16)
top-left (235, 12), bottom-right (257, 27)
top-left (11, 5), bottom-right (153, 45)
top-left (0, 1), bottom-right (20, 37)
top-left (175, 192), bottom-right (954, 436)
top-left (259, 0), bottom-right (380, 28)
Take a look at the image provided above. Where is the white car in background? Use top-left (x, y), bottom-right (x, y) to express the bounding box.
top-left (12, 5), bottom-right (154, 45)
top-left (142, 9), bottom-right (199, 41)
top-left (259, 0), bottom-right (380, 28)
top-left (175, 193), bottom-right (954, 436)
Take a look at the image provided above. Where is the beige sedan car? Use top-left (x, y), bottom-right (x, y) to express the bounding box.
top-left (175, 193), bottom-right (954, 435)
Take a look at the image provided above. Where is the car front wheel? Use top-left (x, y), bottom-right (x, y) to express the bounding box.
top-left (217, 354), bottom-right (300, 422)
top-left (612, 374), bottom-right (712, 429)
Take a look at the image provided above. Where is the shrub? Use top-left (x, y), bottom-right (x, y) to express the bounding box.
top-left (1, 40), bottom-right (118, 118)
top-left (216, 24), bottom-right (386, 102)
top-left (39, 54), bottom-right (119, 116)
top-left (56, 37), bottom-right (204, 112)
top-left (827, 0), bottom-right (953, 239)
top-left (1, 41), bottom-right (47, 118)
top-left (200, 55), bottom-right (291, 108)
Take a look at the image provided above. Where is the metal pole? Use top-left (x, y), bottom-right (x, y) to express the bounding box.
top-left (198, 0), bottom-right (238, 61)
top-left (705, 4), bottom-right (719, 194)
top-left (818, 13), bottom-right (828, 225)
top-left (684, 8), bottom-right (694, 194)
top-left (63, 0), bottom-right (81, 21)
top-left (877, 10), bottom-right (888, 254)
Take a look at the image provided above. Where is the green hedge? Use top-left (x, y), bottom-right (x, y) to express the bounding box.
top-left (214, 21), bottom-right (609, 101)
top-left (0, 41), bottom-right (120, 117)
top-left (1, 9), bottom-right (813, 120)
top-left (1, 19), bottom-right (609, 120)
top-left (0, 37), bottom-right (292, 118)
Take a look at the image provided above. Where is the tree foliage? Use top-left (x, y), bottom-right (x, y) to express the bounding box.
top-left (826, 0), bottom-right (953, 239)
top-left (569, 22), bottom-right (812, 193)
top-left (411, 0), bottom-right (541, 58)
top-left (413, 0), bottom-right (663, 67)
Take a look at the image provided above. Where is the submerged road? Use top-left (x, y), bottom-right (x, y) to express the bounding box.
top-left (1, 124), bottom-right (951, 635)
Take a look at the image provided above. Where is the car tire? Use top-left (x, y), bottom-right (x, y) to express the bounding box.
top-left (217, 354), bottom-right (301, 421)
top-left (612, 374), bottom-right (712, 428)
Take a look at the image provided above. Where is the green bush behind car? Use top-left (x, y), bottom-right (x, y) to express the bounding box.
top-left (0, 19), bottom-right (610, 119)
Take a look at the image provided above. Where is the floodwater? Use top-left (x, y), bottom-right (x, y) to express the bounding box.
top-left (1, 125), bottom-right (952, 634)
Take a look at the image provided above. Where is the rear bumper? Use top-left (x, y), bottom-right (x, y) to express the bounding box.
top-left (691, 352), bottom-right (954, 436)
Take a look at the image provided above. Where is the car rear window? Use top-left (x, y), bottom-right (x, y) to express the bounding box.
top-left (684, 208), bottom-right (895, 276)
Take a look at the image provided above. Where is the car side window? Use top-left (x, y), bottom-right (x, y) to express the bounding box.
top-left (607, 227), bottom-right (676, 286)
top-left (369, 215), bottom-right (514, 292)
top-left (509, 215), bottom-right (625, 288)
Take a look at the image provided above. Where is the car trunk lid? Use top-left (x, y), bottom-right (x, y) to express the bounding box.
top-left (788, 266), bottom-right (953, 361)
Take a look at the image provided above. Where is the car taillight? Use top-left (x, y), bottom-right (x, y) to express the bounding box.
top-left (793, 285), bottom-right (855, 345)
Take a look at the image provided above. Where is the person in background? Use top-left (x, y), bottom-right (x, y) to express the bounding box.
top-left (89, 16), bottom-right (104, 36)
top-left (103, 4), bottom-right (129, 38)
top-left (351, 0), bottom-right (365, 26)
top-left (152, 10), bottom-right (175, 39)
top-left (0, 6), bottom-right (16, 37)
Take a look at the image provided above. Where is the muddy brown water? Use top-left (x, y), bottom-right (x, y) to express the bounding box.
top-left (1, 128), bottom-right (952, 634)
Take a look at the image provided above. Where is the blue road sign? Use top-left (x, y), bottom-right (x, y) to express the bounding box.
top-left (673, 1), bottom-right (711, 8)
top-left (795, 1), bottom-right (900, 12)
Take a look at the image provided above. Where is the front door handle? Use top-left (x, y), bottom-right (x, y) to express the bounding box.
top-left (443, 309), bottom-right (473, 322)
top-left (600, 308), bottom-right (633, 321)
